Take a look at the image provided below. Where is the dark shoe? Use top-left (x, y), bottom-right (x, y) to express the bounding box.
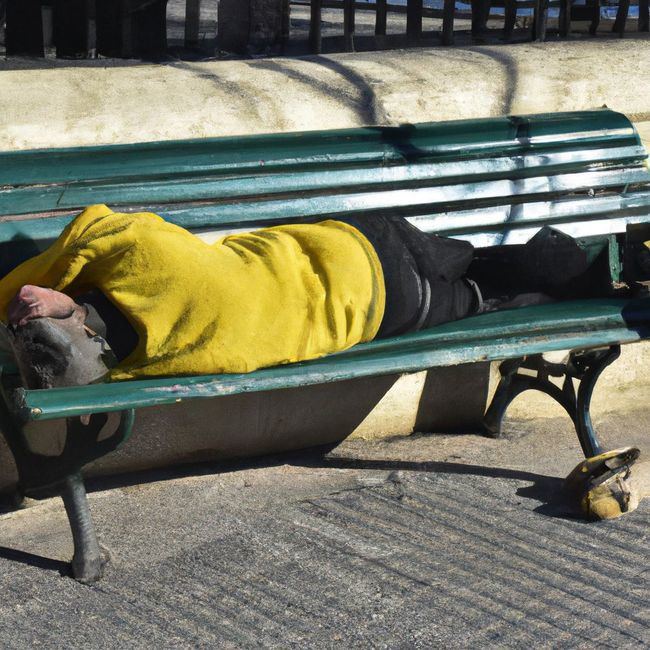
top-left (515, 226), bottom-right (591, 293)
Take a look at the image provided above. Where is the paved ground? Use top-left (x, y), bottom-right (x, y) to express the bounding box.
top-left (0, 408), bottom-right (647, 648)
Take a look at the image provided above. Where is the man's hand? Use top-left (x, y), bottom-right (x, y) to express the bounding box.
top-left (7, 285), bottom-right (85, 327)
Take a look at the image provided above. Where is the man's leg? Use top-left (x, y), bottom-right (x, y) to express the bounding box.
top-left (357, 216), bottom-right (478, 333)
top-left (336, 216), bottom-right (425, 338)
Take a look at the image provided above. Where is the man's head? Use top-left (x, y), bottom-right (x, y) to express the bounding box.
top-left (6, 285), bottom-right (115, 389)
top-left (10, 316), bottom-right (115, 389)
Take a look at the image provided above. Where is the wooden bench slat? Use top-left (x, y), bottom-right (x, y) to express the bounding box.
top-left (2, 188), bottom-right (650, 259)
top-left (0, 111), bottom-right (640, 187)
top-left (13, 298), bottom-right (650, 421)
top-left (143, 167), bottom-right (650, 226)
top-left (1, 145), bottom-right (646, 218)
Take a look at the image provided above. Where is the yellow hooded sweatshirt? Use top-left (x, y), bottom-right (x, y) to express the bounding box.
top-left (0, 205), bottom-right (385, 381)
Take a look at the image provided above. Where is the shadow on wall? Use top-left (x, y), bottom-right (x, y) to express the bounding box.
top-left (252, 57), bottom-right (386, 124)
top-left (173, 55), bottom-right (388, 126)
top-left (470, 46), bottom-right (520, 115)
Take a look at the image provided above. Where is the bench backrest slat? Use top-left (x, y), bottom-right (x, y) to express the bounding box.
top-left (1, 109), bottom-right (649, 276)
top-left (1, 144), bottom-right (646, 219)
top-left (0, 110), bottom-right (638, 187)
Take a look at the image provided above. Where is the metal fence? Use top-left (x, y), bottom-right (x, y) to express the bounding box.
top-left (0, 0), bottom-right (207, 58)
top-left (299, 0), bottom-right (650, 51)
top-left (1, 0), bottom-right (648, 59)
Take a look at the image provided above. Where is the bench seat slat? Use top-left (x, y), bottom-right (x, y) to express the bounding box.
top-left (12, 298), bottom-right (650, 422)
top-left (0, 111), bottom-right (640, 187)
top-left (1, 145), bottom-right (646, 218)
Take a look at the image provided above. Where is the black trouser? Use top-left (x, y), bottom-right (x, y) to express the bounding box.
top-left (338, 216), bottom-right (477, 338)
top-left (468, 227), bottom-right (600, 300)
top-left (345, 217), bottom-right (603, 340)
top-left (83, 216), bottom-right (479, 357)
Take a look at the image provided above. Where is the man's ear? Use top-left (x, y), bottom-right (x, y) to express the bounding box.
top-left (71, 303), bottom-right (88, 326)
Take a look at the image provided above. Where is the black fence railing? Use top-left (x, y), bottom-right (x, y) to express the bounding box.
top-left (299, 0), bottom-right (649, 51)
top-left (1, 0), bottom-right (648, 59)
top-left (0, 0), bottom-right (204, 59)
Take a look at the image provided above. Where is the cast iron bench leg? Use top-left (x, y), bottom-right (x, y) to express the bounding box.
top-left (60, 472), bottom-right (104, 583)
top-left (483, 345), bottom-right (621, 458)
top-left (0, 409), bottom-right (134, 581)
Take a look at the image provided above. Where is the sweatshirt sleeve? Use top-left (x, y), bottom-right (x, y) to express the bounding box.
top-left (0, 204), bottom-right (114, 321)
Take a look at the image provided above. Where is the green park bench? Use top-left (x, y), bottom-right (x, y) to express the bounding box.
top-left (1, 108), bottom-right (650, 582)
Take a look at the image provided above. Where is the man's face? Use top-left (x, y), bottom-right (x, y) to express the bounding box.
top-left (10, 316), bottom-right (114, 389)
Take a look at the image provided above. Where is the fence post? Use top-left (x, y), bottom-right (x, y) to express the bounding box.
top-left (588, 0), bottom-right (601, 34)
top-left (640, 0), bottom-right (649, 31)
top-left (219, 0), bottom-right (288, 54)
top-left (503, 0), bottom-right (517, 40)
top-left (343, 0), bottom-right (354, 51)
top-left (53, 0), bottom-right (91, 58)
top-left (309, 0), bottom-right (322, 53)
top-left (442, 0), bottom-right (455, 44)
top-left (375, 0), bottom-right (388, 38)
top-left (558, 0), bottom-right (570, 37)
top-left (406, 0), bottom-right (423, 40)
top-left (533, 0), bottom-right (548, 41)
top-left (185, 0), bottom-right (201, 48)
top-left (612, 0), bottom-right (629, 36)
top-left (5, 0), bottom-right (44, 56)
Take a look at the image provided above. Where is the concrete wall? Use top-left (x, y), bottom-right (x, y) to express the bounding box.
top-left (1, 39), bottom-right (648, 150)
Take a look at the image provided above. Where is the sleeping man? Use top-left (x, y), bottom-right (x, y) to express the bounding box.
top-left (2, 204), bottom-right (643, 520)
top-left (0, 203), bottom-right (597, 387)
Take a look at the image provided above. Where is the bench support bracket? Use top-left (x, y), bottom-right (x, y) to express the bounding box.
top-left (483, 345), bottom-right (621, 458)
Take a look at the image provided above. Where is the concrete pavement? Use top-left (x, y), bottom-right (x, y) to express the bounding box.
top-left (0, 408), bottom-right (647, 647)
